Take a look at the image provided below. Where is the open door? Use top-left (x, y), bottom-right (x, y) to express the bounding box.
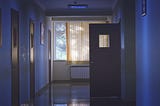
top-left (90, 24), bottom-right (121, 99)
top-left (29, 19), bottom-right (35, 102)
top-left (11, 8), bottom-right (20, 106)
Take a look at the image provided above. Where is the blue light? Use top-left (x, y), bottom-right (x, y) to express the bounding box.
top-left (68, 4), bottom-right (88, 9)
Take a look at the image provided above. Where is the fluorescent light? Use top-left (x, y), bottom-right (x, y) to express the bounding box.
top-left (68, 4), bottom-right (88, 9)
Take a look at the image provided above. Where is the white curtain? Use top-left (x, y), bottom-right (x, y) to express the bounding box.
top-left (66, 22), bottom-right (89, 64)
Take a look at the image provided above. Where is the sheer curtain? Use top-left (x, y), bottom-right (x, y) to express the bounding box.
top-left (66, 21), bottom-right (89, 64)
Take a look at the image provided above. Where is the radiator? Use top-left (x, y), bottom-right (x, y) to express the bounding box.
top-left (70, 66), bottom-right (90, 79)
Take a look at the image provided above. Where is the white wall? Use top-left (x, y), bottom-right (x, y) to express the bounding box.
top-left (53, 61), bottom-right (70, 80)
top-left (53, 61), bottom-right (90, 81)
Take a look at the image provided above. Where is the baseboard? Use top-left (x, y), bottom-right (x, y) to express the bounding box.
top-left (35, 83), bottom-right (50, 97)
top-left (53, 80), bottom-right (71, 83)
top-left (53, 79), bottom-right (90, 83)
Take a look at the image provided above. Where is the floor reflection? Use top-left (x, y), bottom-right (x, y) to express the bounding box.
top-left (32, 82), bottom-right (135, 106)
top-left (52, 82), bottom-right (90, 106)
top-left (33, 82), bottom-right (89, 106)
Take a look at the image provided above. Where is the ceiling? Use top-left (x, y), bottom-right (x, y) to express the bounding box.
top-left (34, 0), bottom-right (118, 16)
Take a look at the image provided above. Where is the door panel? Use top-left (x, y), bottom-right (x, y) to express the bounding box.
top-left (29, 20), bottom-right (35, 101)
top-left (90, 24), bottom-right (121, 98)
top-left (11, 9), bottom-right (19, 106)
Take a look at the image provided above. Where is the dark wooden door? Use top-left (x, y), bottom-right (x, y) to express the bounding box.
top-left (90, 24), bottom-right (121, 99)
top-left (11, 9), bottom-right (19, 106)
top-left (29, 20), bottom-right (35, 101)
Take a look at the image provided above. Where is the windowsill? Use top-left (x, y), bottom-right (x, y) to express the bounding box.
top-left (53, 60), bottom-right (90, 66)
top-left (53, 60), bottom-right (66, 62)
top-left (70, 64), bottom-right (89, 67)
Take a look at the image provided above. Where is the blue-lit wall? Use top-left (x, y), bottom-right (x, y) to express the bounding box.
top-left (0, 0), bottom-right (50, 105)
top-left (0, 1), bottom-right (12, 105)
top-left (136, 0), bottom-right (160, 106)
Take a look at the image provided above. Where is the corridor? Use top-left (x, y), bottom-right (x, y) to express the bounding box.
top-left (1, 0), bottom-right (160, 106)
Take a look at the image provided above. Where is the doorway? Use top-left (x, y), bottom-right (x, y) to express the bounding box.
top-left (48, 30), bottom-right (51, 84)
top-left (11, 8), bottom-right (20, 106)
top-left (29, 19), bottom-right (35, 101)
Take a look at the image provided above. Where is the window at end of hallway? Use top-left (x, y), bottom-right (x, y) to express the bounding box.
top-left (54, 22), bottom-right (67, 60)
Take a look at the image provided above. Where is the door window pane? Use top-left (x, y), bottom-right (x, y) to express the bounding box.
top-left (99, 35), bottom-right (110, 48)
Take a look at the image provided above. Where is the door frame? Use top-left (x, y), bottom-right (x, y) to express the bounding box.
top-left (29, 19), bottom-right (35, 101)
top-left (48, 30), bottom-right (51, 84)
top-left (11, 8), bottom-right (20, 106)
top-left (48, 30), bottom-right (52, 105)
top-left (0, 8), bottom-right (2, 48)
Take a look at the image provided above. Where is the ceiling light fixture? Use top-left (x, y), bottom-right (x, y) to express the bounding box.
top-left (68, 1), bottom-right (88, 9)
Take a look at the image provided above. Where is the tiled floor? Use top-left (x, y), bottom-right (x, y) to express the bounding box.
top-left (29, 82), bottom-right (136, 106)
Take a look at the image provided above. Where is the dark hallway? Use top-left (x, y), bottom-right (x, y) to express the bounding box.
top-left (1, 0), bottom-right (160, 106)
